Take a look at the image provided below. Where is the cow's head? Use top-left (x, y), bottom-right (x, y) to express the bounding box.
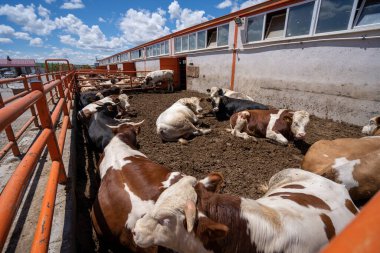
top-left (107, 120), bottom-right (144, 148)
top-left (362, 116), bottom-right (380, 136)
top-left (180, 97), bottom-right (204, 114)
top-left (206, 87), bottom-right (224, 112)
top-left (144, 76), bottom-right (153, 85)
top-left (97, 102), bottom-right (119, 118)
top-left (114, 94), bottom-right (132, 118)
top-left (289, 110), bottom-right (310, 140)
top-left (133, 173), bottom-right (226, 253)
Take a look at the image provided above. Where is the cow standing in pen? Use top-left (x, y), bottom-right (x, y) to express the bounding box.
top-left (143, 70), bottom-right (174, 92)
top-left (91, 120), bottom-right (222, 252)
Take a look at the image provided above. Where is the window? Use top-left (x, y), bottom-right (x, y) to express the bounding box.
top-left (182, 35), bottom-right (189, 51)
top-left (265, 10), bottom-right (287, 39)
top-left (247, 15), bottom-right (264, 42)
top-left (286, 2), bottom-right (315, 37)
top-left (175, 37), bottom-right (181, 52)
top-left (356, 0), bottom-right (380, 26)
top-left (160, 43), bottom-right (165, 55)
top-left (316, 0), bottom-right (355, 33)
top-left (189, 33), bottom-right (196, 50)
top-left (207, 27), bottom-right (217, 47)
top-left (197, 30), bottom-right (206, 49)
top-left (165, 41), bottom-right (169, 54)
top-left (131, 50), bottom-right (141, 60)
top-left (217, 24), bottom-right (229, 46)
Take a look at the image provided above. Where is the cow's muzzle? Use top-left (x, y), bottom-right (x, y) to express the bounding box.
top-left (212, 107), bottom-right (219, 112)
top-left (295, 132), bottom-right (306, 139)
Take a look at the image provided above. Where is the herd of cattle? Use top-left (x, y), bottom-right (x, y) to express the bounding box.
top-left (76, 74), bottom-right (380, 253)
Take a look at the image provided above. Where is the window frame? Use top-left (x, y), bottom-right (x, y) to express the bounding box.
top-left (216, 23), bottom-right (230, 46)
top-left (353, 0), bottom-right (380, 27)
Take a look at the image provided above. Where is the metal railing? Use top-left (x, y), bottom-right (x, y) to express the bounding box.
top-left (0, 59), bottom-right (74, 252)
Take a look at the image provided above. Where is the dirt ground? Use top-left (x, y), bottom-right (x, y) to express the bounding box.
top-left (75, 90), bottom-right (362, 252)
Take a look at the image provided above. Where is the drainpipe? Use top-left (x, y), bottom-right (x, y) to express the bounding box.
top-left (230, 20), bottom-right (239, 91)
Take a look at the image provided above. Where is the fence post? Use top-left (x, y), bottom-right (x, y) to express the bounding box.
top-left (22, 76), bottom-right (40, 128)
top-left (55, 74), bottom-right (72, 129)
top-left (0, 94), bottom-right (21, 157)
top-left (30, 81), bottom-right (67, 183)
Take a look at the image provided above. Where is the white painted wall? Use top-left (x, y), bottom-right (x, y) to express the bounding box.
top-left (187, 30), bottom-right (380, 126)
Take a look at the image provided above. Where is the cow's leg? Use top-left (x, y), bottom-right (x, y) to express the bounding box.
top-left (266, 130), bottom-right (288, 145)
top-left (167, 79), bottom-right (174, 93)
top-left (230, 113), bottom-right (257, 141)
top-left (183, 120), bottom-right (211, 136)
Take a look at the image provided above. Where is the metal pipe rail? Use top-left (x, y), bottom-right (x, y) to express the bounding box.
top-left (0, 61), bottom-right (74, 252)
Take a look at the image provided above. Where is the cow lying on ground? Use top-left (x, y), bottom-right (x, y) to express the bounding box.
top-left (301, 115), bottom-right (380, 201)
top-left (143, 70), bottom-right (174, 92)
top-left (209, 96), bottom-right (269, 121)
top-left (228, 109), bottom-right (310, 145)
top-left (79, 86), bottom-right (121, 108)
top-left (91, 121), bottom-right (222, 251)
top-left (133, 169), bottom-right (358, 253)
top-left (207, 87), bottom-right (254, 107)
top-left (362, 115), bottom-right (380, 136)
top-left (156, 97), bottom-right (211, 143)
top-left (78, 94), bottom-right (132, 122)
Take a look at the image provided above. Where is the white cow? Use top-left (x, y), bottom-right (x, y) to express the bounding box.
top-left (156, 97), bottom-right (211, 143)
top-left (78, 94), bottom-right (132, 121)
top-left (144, 70), bottom-right (174, 92)
top-left (133, 169), bottom-right (358, 253)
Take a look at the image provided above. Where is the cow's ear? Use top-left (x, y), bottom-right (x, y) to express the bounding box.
top-left (206, 89), bottom-right (211, 93)
top-left (376, 116), bottom-right (380, 125)
top-left (206, 98), bottom-right (212, 102)
top-left (200, 172), bottom-right (224, 193)
top-left (198, 217), bottom-right (228, 242)
top-left (284, 115), bottom-right (292, 123)
top-left (199, 97), bottom-right (205, 102)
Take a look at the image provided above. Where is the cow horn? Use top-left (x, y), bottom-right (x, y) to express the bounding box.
top-left (129, 120), bottom-right (145, 127)
top-left (184, 200), bottom-right (196, 233)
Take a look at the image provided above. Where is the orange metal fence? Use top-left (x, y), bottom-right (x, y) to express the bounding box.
top-left (0, 59), bottom-right (74, 252)
top-left (0, 59), bottom-right (379, 252)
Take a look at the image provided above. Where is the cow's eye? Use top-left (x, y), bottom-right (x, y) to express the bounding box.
top-left (158, 218), bottom-right (170, 226)
top-left (370, 120), bottom-right (375, 125)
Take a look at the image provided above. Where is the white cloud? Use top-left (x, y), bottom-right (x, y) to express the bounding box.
top-left (29, 37), bottom-right (43, 47)
top-left (60, 0), bottom-right (85, 10)
top-left (119, 8), bottom-right (170, 46)
top-left (217, 0), bottom-right (232, 9)
top-left (56, 14), bottom-right (124, 50)
top-left (0, 38), bottom-right (13, 43)
top-left (168, 1), bottom-right (209, 31)
top-left (14, 32), bottom-right (32, 40)
top-left (0, 24), bottom-right (15, 36)
top-left (38, 5), bottom-right (50, 18)
top-left (48, 47), bottom-right (106, 64)
top-left (0, 24), bottom-right (32, 41)
top-left (0, 4), bottom-right (56, 35)
top-left (45, 0), bottom-right (55, 4)
top-left (98, 17), bottom-right (106, 23)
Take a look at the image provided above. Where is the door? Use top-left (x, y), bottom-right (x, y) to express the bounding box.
top-left (178, 57), bottom-right (187, 90)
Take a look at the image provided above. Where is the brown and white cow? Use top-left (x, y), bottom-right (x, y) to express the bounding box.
top-left (91, 121), bottom-right (221, 252)
top-left (301, 116), bottom-right (380, 201)
top-left (133, 169), bottom-right (358, 253)
top-left (228, 109), bottom-right (310, 145)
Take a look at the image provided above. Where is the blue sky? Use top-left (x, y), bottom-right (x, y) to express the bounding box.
top-left (0, 0), bottom-right (264, 64)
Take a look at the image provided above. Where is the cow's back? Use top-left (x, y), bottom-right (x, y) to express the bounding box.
top-left (301, 137), bottom-right (380, 200)
top-left (92, 157), bottom-right (170, 251)
top-left (218, 97), bottom-right (268, 120)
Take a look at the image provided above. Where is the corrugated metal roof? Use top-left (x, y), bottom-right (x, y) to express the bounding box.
top-left (0, 59), bottom-right (36, 67)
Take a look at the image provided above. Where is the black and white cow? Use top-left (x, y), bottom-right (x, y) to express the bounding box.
top-left (209, 96), bottom-right (270, 121)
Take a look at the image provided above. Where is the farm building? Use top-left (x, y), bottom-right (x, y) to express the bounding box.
top-left (98, 0), bottom-right (380, 126)
top-left (0, 58), bottom-right (37, 77)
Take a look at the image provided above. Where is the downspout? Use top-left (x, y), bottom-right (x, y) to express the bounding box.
top-left (230, 21), bottom-right (239, 91)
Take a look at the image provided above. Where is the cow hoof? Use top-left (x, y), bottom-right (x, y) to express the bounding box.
top-left (178, 138), bottom-right (189, 145)
top-left (202, 129), bottom-right (212, 135)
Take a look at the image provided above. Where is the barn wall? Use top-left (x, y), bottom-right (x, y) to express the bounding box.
top-left (144, 59), bottom-right (160, 71)
top-left (187, 30), bottom-right (380, 126)
top-left (187, 51), bottom-right (232, 93)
